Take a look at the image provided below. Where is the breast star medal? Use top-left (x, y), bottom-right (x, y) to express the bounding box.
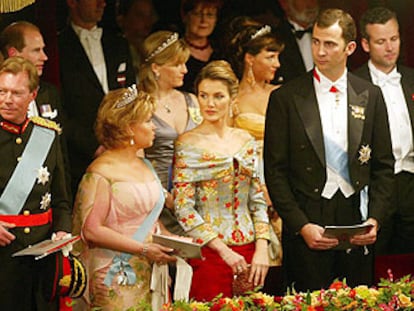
top-left (37, 166), bottom-right (50, 185)
top-left (40, 192), bottom-right (51, 210)
top-left (358, 145), bottom-right (371, 165)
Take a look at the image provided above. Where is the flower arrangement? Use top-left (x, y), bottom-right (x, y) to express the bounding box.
top-left (159, 271), bottom-right (414, 311)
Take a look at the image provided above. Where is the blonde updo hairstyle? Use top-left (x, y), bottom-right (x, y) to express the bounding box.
top-left (194, 60), bottom-right (239, 100)
top-left (95, 88), bottom-right (155, 149)
top-left (138, 30), bottom-right (190, 94)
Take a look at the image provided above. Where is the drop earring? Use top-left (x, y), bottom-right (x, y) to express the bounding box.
top-left (130, 137), bottom-right (135, 146)
top-left (246, 64), bottom-right (256, 87)
top-left (154, 72), bottom-right (160, 81)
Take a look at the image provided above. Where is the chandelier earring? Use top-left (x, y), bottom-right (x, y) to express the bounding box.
top-left (246, 64), bottom-right (256, 87)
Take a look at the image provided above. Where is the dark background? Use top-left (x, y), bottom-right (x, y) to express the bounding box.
top-left (1, 0), bottom-right (413, 87)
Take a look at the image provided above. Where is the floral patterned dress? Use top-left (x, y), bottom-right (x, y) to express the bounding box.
top-left (173, 138), bottom-right (269, 246)
top-left (72, 172), bottom-right (161, 311)
top-left (172, 137), bottom-right (270, 300)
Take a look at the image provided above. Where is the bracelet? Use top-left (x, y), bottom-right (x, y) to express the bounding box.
top-left (142, 244), bottom-right (148, 257)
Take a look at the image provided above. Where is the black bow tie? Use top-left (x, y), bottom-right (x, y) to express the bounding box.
top-left (293, 27), bottom-right (312, 39)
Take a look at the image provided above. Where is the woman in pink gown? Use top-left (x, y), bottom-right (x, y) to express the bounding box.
top-left (72, 87), bottom-right (177, 310)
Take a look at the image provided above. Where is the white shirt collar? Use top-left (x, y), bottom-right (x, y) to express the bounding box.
top-left (314, 67), bottom-right (347, 94)
top-left (368, 60), bottom-right (401, 87)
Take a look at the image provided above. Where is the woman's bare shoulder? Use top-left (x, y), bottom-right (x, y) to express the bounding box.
top-left (176, 128), bottom-right (202, 144)
top-left (86, 153), bottom-right (116, 177)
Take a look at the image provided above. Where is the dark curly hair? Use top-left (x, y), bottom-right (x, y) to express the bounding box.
top-left (226, 19), bottom-right (284, 79)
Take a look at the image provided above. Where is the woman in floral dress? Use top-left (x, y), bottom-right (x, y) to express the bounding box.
top-left (72, 87), bottom-right (177, 310)
top-left (172, 60), bottom-right (270, 301)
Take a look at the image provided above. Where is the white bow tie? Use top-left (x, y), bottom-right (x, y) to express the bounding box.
top-left (79, 27), bottom-right (102, 41)
top-left (377, 71), bottom-right (401, 88)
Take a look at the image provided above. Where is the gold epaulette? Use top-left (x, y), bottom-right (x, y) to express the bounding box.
top-left (30, 116), bottom-right (62, 135)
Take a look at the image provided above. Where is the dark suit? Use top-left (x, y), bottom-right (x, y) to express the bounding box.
top-left (58, 26), bottom-right (135, 197)
top-left (354, 63), bottom-right (414, 254)
top-left (36, 80), bottom-right (72, 200)
top-left (273, 19), bottom-right (310, 84)
top-left (264, 71), bottom-right (394, 291)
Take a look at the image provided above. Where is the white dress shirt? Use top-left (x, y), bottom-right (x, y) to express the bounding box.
top-left (368, 61), bottom-right (414, 174)
top-left (314, 67), bottom-right (355, 199)
top-left (72, 22), bottom-right (109, 94)
top-left (289, 19), bottom-right (314, 72)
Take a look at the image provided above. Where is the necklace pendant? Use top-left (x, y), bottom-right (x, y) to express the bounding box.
top-left (164, 104), bottom-right (171, 113)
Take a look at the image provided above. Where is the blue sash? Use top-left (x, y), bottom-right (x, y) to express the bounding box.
top-left (324, 136), bottom-right (368, 220)
top-left (104, 159), bottom-right (165, 286)
top-left (0, 125), bottom-right (54, 214)
top-left (324, 135), bottom-right (351, 184)
top-left (360, 186), bottom-right (369, 221)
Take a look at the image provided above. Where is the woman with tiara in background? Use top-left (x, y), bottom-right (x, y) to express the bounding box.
top-left (227, 21), bottom-right (285, 295)
top-left (139, 30), bottom-right (202, 236)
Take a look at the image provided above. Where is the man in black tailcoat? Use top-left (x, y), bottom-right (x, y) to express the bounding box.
top-left (273, 0), bottom-right (319, 84)
top-left (264, 8), bottom-right (394, 291)
top-left (354, 7), bottom-right (414, 255)
top-left (58, 0), bottom-right (135, 197)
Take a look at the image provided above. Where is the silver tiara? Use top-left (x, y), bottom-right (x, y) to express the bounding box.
top-left (145, 33), bottom-right (179, 62)
top-left (115, 84), bottom-right (138, 108)
top-left (251, 25), bottom-right (271, 40)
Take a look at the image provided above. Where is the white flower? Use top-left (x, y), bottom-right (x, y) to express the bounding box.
top-left (37, 166), bottom-right (50, 185)
top-left (40, 192), bottom-right (51, 210)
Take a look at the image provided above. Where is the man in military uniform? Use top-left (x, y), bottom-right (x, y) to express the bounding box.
top-left (0, 57), bottom-right (72, 310)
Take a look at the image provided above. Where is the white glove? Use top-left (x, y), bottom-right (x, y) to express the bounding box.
top-left (51, 233), bottom-right (73, 257)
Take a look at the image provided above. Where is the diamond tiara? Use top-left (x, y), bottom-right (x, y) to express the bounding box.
top-left (251, 25), bottom-right (271, 40)
top-left (115, 84), bottom-right (138, 108)
top-left (144, 32), bottom-right (179, 62)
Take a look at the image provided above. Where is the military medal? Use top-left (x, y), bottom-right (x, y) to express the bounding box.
top-left (40, 192), bottom-right (51, 210)
top-left (358, 145), bottom-right (371, 165)
top-left (37, 166), bottom-right (50, 185)
top-left (350, 105), bottom-right (365, 120)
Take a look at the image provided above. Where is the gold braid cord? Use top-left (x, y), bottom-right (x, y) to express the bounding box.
top-left (0, 0), bottom-right (35, 13)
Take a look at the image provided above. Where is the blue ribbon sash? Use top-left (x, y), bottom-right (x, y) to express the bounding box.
top-left (0, 125), bottom-right (54, 215)
top-left (324, 135), bottom-right (351, 185)
top-left (104, 159), bottom-right (165, 287)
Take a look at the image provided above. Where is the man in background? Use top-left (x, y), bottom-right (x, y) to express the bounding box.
top-left (273, 0), bottom-right (319, 84)
top-left (59, 0), bottom-right (135, 197)
top-left (0, 21), bottom-right (72, 198)
top-left (354, 7), bottom-right (414, 255)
